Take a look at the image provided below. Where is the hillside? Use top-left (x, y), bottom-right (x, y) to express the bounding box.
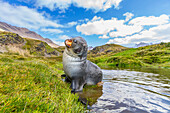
top-left (0, 21), bottom-right (59, 48)
top-left (88, 42), bottom-right (170, 68)
top-left (88, 44), bottom-right (127, 57)
top-left (0, 31), bottom-right (61, 57)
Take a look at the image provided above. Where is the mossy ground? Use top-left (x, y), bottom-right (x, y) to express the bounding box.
top-left (0, 32), bottom-right (24, 45)
top-left (0, 53), bottom-right (84, 113)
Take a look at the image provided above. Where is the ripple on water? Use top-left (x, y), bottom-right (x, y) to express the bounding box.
top-left (80, 69), bottom-right (170, 113)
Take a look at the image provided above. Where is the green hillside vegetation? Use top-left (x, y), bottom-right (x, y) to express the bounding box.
top-left (54, 46), bottom-right (65, 55)
top-left (88, 42), bottom-right (170, 68)
top-left (88, 44), bottom-right (127, 57)
top-left (0, 32), bottom-right (60, 57)
top-left (0, 54), bottom-right (84, 112)
top-left (22, 38), bottom-right (60, 56)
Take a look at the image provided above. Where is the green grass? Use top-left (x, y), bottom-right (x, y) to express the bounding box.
top-left (88, 42), bottom-right (170, 68)
top-left (113, 48), bottom-right (137, 56)
top-left (0, 54), bottom-right (84, 112)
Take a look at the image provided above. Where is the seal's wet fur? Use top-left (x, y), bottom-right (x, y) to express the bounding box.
top-left (63, 37), bottom-right (103, 92)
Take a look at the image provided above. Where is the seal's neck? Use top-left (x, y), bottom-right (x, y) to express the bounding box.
top-left (64, 50), bottom-right (86, 62)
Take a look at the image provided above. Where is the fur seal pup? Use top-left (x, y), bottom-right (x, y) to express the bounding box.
top-left (63, 37), bottom-right (103, 92)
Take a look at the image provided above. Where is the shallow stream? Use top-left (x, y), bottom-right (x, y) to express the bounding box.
top-left (78, 67), bottom-right (170, 113)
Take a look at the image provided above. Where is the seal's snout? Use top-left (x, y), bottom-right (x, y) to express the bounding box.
top-left (65, 39), bottom-right (72, 48)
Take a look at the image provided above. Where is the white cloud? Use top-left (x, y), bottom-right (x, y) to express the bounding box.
top-left (76, 13), bottom-right (170, 46)
top-left (41, 28), bottom-right (63, 33)
top-left (129, 14), bottom-right (169, 26)
top-left (78, 18), bottom-right (89, 23)
top-left (123, 12), bottom-right (134, 21)
top-left (35, 0), bottom-right (122, 12)
top-left (99, 35), bottom-right (110, 39)
top-left (36, 0), bottom-right (71, 11)
top-left (76, 15), bottom-right (143, 37)
top-left (91, 16), bottom-right (101, 22)
top-left (107, 38), bottom-right (129, 44)
top-left (0, 0), bottom-right (62, 30)
top-left (103, 0), bottom-right (122, 10)
top-left (76, 17), bottom-right (125, 35)
top-left (107, 23), bottom-right (170, 45)
top-left (109, 24), bottom-right (143, 37)
top-left (50, 35), bottom-right (70, 46)
top-left (67, 21), bottom-right (78, 27)
top-left (58, 35), bottom-right (70, 40)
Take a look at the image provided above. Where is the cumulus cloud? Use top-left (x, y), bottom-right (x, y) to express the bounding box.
top-left (0, 0), bottom-right (62, 30)
top-left (35, 0), bottom-right (122, 12)
top-left (41, 28), bottom-right (63, 33)
top-left (76, 15), bottom-right (143, 37)
top-left (107, 23), bottom-right (170, 45)
top-left (76, 17), bottom-right (124, 35)
top-left (129, 14), bottom-right (169, 26)
top-left (109, 24), bottom-right (143, 37)
top-left (107, 14), bottom-right (170, 45)
top-left (77, 13), bottom-right (170, 46)
top-left (123, 12), bottom-right (134, 21)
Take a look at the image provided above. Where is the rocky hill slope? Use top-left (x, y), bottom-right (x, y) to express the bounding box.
top-left (0, 21), bottom-right (59, 48)
top-left (0, 31), bottom-right (60, 56)
top-left (88, 44), bottom-right (127, 57)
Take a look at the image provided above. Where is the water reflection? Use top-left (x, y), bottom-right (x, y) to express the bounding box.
top-left (79, 68), bottom-right (170, 113)
top-left (78, 87), bottom-right (103, 106)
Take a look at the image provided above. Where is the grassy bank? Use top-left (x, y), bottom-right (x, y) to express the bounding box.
top-left (88, 42), bottom-right (170, 68)
top-left (0, 54), bottom-right (84, 112)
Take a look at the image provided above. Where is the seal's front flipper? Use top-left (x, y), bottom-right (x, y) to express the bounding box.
top-left (61, 74), bottom-right (71, 83)
top-left (97, 81), bottom-right (104, 87)
top-left (61, 74), bottom-right (66, 77)
top-left (70, 78), bottom-right (85, 92)
top-left (71, 79), bottom-right (76, 92)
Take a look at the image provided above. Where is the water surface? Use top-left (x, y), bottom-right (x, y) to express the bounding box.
top-left (78, 68), bottom-right (170, 113)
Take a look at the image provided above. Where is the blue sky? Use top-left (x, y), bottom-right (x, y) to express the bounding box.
top-left (0, 0), bottom-right (170, 47)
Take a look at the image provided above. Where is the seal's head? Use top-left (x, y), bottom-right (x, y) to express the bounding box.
top-left (64, 37), bottom-right (88, 58)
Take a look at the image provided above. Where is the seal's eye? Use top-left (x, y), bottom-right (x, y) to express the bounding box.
top-left (73, 39), bottom-right (77, 43)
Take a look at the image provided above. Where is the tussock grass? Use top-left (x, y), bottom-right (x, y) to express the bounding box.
top-left (0, 54), bottom-right (84, 112)
top-left (88, 42), bottom-right (170, 68)
top-left (7, 45), bottom-right (32, 57)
